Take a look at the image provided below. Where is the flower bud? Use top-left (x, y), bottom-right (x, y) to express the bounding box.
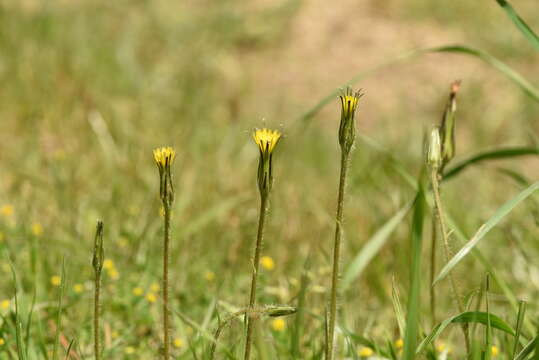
top-left (427, 127), bottom-right (443, 171)
top-left (338, 87), bottom-right (363, 154)
top-left (253, 128), bottom-right (281, 196)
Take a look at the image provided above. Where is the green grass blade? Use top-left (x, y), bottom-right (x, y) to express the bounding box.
top-left (515, 336), bottom-right (538, 360)
top-left (443, 147), bottom-right (539, 180)
top-left (513, 301), bottom-right (527, 358)
top-left (391, 277), bottom-right (406, 339)
top-left (417, 311), bottom-right (515, 354)
top-left (402, 188), bottom-right (425, 360)
top-left (495, 0), bottom-right (539, 51)
top-left (434, 181), bottom-right (539, 285)
top-left (342, 202), bottom-right (413, 291)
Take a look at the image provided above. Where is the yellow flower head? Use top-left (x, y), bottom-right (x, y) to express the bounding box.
top-left (132, 287), bottom-right (144, 296)
top-left (108, 268), bottom-right (120, 280)
top-left (204, 271), bottom-right (216, 282)
top-left (146, 293), bottom-right (157, 303)
top-left (0, 300), bottom-right (10, 310)
top-left (153, 147), bottom-right (176, 171)
top-left (260, 256), bottom-right (275, 271)
top-left (31, 223), bottom-right (43, 236)
top-left (124, 346), bottom-right (135, 354)
top-left (0, 204), bottom-right (14, 217)
top-left (253, 128), bottom-right (281, 155)
top-left (150, 282), bottom-right (160, 292)
top-left (271, 318), bottom-right (286, 332)
top-left (103, 259), bottom-right (114, 270)
top-left (358, 347), bottom-right (374, 357)
top-left (173, 338), bottom-right (184, 349)
top-left (0, 338), bottom-right (4, 346)
top-left (491, 345), bottom-right (499, 357)
top-left (253, 128), bottom-right (281, 195)
top-left (51, 275), bottom-right (61, 287)
top-left (338, 87), bottom-right (363, 153)
top-left (395, 338), bottom-right (404, 349)
top-left (73, 284), bottom-right (84, 294)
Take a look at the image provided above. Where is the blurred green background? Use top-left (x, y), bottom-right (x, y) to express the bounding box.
top-left (0, 0), bottom-right (537, 358)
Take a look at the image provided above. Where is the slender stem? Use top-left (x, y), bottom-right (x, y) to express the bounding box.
top-left (94, 269), bottom-right (101, 360)
top-left (163, 201), bottom-right (171, 360)
top-left (327, 151), bottom-right (350, 360)
top-left (429, 216), bottom-right (437, 326)
top-left (244, 194), bottom-right (269, 360)
top-left (430, 171), bottom-right (470, 353)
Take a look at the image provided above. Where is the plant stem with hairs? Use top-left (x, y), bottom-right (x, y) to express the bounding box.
top-left (92, 221), bottom-right (104, 360)
top-left (430, 216), bottom-right (437, 325)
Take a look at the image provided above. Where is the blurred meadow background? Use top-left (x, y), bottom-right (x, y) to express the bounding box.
top-left (0, 0), bottom-right (538, 359)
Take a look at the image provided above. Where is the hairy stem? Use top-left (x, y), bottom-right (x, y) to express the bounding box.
top-left (430, 216), bottom-right (437, 326)
top-left (163, 201), bottom-right (171, 360)
top-left (327, 151), bottom-right (350, 360)
top-left (430, 170), bottom-right (470, 353)
top-left (244, 194), bottom-right (269, 360)
top-left (94, 269), bottom-right (101, 360)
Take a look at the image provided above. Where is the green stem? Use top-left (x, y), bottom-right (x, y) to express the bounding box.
top-left (163, 201), bottom-right (171, 360)
top-left (94, 269), bottom-right (101, 360)
top-left (244, 194), bottom-right (269, 360)
top-left (327, 151), bottom-right (350, 360)
top-left (430, 171), bottom-right (470, 353)
top-left (430, 216), bottom-right (437, 326)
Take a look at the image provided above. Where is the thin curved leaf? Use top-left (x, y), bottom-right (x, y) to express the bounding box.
top-left (495, 0), bottom-right (539, 51)
top-left (434, 182), bottom-right (539, 285)
top-left (417, 311), bottom-right (515, 354)
top-left (443, 147), bottom-right (539, 180)
top-left (515, 335), bottom-right (538, 360)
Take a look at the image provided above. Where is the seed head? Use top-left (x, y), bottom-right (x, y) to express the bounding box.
top-left (440, 80), bottom-right (460, 168)
top-left (338, 87), bottom-right (363, 154)
top-left (253, 128), bottom-right (281, 196)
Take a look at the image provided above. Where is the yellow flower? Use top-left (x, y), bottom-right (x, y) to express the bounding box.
top-left (0, 338), bottom-right (4, 346)
top-left (51, 275), bottom-right (61, 287)
top-left (0, 204), bottom-right (14, 217)
top-left (338, 87), bottom-right (363, 153)
top-left (358, 347), bottom-right (374, 357)
top-left (253, 128), bottom-right (281, 155)
top-left (173, 338), bottom-right (184, 349)
top-left (491, 345), bottom-right (499, 357)
top-left (260, 256), bottom-right (275, 271)
top-left (150, 282), bottom-right (160, 292)
top-left (31, 222), bottom-right (43, 236)
top-left (395, 338), bottom-right (404, 349)
top-left (73, 284), bottom-right (84, 294)
top-left (111, 330), bottom-right (119, 339)
top-left (271, 318), bottom-right (286, 332)
top-left (132, 287), bottom-right (144, 296)
top-left (204, 271), bottom-right (215, 282)
top-left (0, 300), bottom-right (10, 310)
top-left (435, 341), bottom-right (451, 354)
top-left (108, 268), bottom-right (119, 280)
top-left (146, 293), bottom-right (157, 303)
top-left (153, 147), bottom-right (176, 170)
top-left (103, 259), bottom-right (114, 270)
top-left (124, 346), bottom-right (135, 354)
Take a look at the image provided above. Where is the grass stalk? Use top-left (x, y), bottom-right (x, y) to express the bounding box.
top-left (92, 221), bottom-right (104, 360)
top-left (163, 201), bottom-right (172, 360)
top-left (244, 193), bottom-right (269, 360)
top-left (430, 170), bottom-right (470, 353)
top-left (327, 150), bottom-right (350, 360)
top-left (430, 216), bottom-right (437, 326)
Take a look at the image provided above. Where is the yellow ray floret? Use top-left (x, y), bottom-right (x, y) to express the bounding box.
top-left (153, 147), bottom-right (176, 169)
top-left (339, 88), bottom-right (362, 120)
top-left (253, 128), bottom-right (281, 154)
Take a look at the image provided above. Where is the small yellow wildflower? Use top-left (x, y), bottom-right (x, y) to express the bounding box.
top-left (0, 338), bottom-right (4, 346)
top-left (204, 271), bottom-right (215, 282)
top-left (124, 346), bottom-right (135, 354)
top-left (395, 338), bottom-right (404, 349)
top-left (436, 342), bottom-right (451, 354)
top-left (260, 256), bottom-right (275, 271)
top-left (150, 282), bottom-right (160, 292)
top-left (132, 287), bottom-right (144, 296)
top-left (338, 87), bottom-right (363, 152)
top-left (173, 338), bottom-right (184, 349)
top-left (103, 259), bottom-right (114, 270)
top-left (491, 345), bottom-right (499, 357)
top-left (31, 222), bottom-right (43, 236)
top-left (111, 330), bottom-right (119, 339)
top-left (73, 284), bottom-right (84, 294)
top-left (271, 318), bottom-right (286, 332)
top-left (146, 293), bottom-right (157, 303)
top-left (358, 347), bottom-right (374, 357)
top-left (0, 204), bottom-right (14, 217)
top-left (153, 147), bottom-right (176, 170)
top-left (253, 128), bottom-right (281, 155)
top-left (0, 300), bottom-right (10, 310)
top-left (51, 275), bottom-right (61, 287)
top-left (108, 268), bottom-right (120, 280)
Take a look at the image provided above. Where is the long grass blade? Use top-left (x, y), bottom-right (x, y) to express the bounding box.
top-left (443, 147), bottom-right (539, 180)
top-left (434, 181), bottom-right (539, 285)
top-left (495, 0), bottom-right (539, 51)
top-left (513, 301), bottom-right (527, 359)
top-left (391, 277), bottom-right (406, 339)
top-left (342, 202), bottom-right (412, 291)
top-left (402, 188), bottom-right (425, 360)
top-left (515, 336), bottom-right (538, 360)
top-left (416, 311), bottom-right (515, 354)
